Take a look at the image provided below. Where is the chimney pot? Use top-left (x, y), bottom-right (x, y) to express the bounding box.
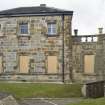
top-left (74, 29), bottom-right (78, 36)
top-left (40, 4), bottom-right (46, 7)
top-left (98, 27), bottom-right (103, 34)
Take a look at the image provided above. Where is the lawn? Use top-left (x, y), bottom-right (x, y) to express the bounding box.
top-left (0, 83), bottom-right (82, 99)
top-left (68, 98), bottom-right (105, 105)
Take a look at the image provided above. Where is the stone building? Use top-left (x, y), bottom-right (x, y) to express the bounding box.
top-left (0, 4), bottom-right (104, 83)
top-left (72, 28), bottom-right (105, 83)
top-left (0, 4), bottom-right (73, 82)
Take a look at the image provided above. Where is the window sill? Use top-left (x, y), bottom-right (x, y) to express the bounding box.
top-left (46, 34), bottom-right (59, 37)
top-left (0, 35), bottom-right (5, 38)
top-left (83, 73), bottom-right (96, 76)
top-left (17, 34), bottom-right (30, 36)
top-left (17, 35), bottom-right (31, 39)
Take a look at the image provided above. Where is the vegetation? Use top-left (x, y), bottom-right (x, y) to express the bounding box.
top-left (0, 83), bottom-right (82, 99)
top-left (68, 98), bottom-right (105, 105)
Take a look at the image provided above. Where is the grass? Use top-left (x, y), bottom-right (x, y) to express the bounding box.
top-left (0, 83), bottom-right (82, 99)
top-left (68, 98), bottom-right (105, 105)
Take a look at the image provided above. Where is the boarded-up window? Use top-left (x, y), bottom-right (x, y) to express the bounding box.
top-left (47, 56), bottom-right (58, 73)
top-left (84, 55), bottom-right (95, 74)
top-left (0, 56), bottom-right (2, 73)
top-left (19, 56), bottom-right (29, 73)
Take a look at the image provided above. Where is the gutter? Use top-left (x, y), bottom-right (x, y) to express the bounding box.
top-left (0, 12), bottom-right (73, 18)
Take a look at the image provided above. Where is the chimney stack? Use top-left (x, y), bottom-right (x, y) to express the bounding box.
top-left (40, 4), bottom-right (46, 7)
top-left (74, 29), bottom-right (78, 36)
top-left (98, 27), bottom-right (103, 34)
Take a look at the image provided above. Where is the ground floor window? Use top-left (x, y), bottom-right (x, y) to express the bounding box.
top-left (84, 55), bottom-right (95, 74)
top-left (19, 55), bottom-right (29, 73)
top-left (47, 56), bottom-right (58, 73)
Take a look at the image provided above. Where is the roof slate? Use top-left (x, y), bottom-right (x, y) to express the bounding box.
top-left (0, 5), bottom-right (73, 17)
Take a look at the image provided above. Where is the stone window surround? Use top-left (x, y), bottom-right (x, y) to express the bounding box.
top-left (46, 20), bottom-right (58, 37)
top-left (47, 23), bottom-right (57, 35)
top-left (75, 51), bottom-right (96, 76)
top-left (19, 23), bottom-right (28, 34)
top-left (17, 21), bottom-right (30, 37)
top-left (16, 52), bottom-right (30, 74)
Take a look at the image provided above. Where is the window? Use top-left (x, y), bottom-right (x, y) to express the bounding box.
top-left (47, 23), bottom-right (57, 35)
top-left (19, 56), bottom-right (29, 73)
top-left (84, 55), bottom-right (95, 74)
top-left (47, 56), bottom-right (58, 73)
top-left (19, 23), bottom-right (28, 35)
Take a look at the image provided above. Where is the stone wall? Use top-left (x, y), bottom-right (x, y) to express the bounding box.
top-left (0, 15), bottom-right (72, 82)
top-left (1, 95), bottom-right (19, 105)
top-left (72, 35), bottom-right (105, 83)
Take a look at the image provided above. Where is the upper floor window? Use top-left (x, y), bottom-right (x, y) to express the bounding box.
top-left (19, 23), bottom-right (28, 35)
top-left (47, 23), bottom-right (57, 36)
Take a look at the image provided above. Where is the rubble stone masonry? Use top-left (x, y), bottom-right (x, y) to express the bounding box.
top-left (72, 35), bottom-right (105, 83)
top-left (0, 15), bottom-right (72, 82)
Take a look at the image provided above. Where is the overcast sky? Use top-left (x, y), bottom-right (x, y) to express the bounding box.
top-left (0, 0), bottom-right (105, 35)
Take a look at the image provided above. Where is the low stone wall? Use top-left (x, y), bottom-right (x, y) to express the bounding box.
top-left (72, 35), bottom-right (105, 82)
top-left (1, 95), bottom-right (19, 105)
top-left (0, 92), bottom-right (19, 105)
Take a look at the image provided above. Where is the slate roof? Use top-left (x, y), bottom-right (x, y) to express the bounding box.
top-left (0, 4), bottom-right (73, 17)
